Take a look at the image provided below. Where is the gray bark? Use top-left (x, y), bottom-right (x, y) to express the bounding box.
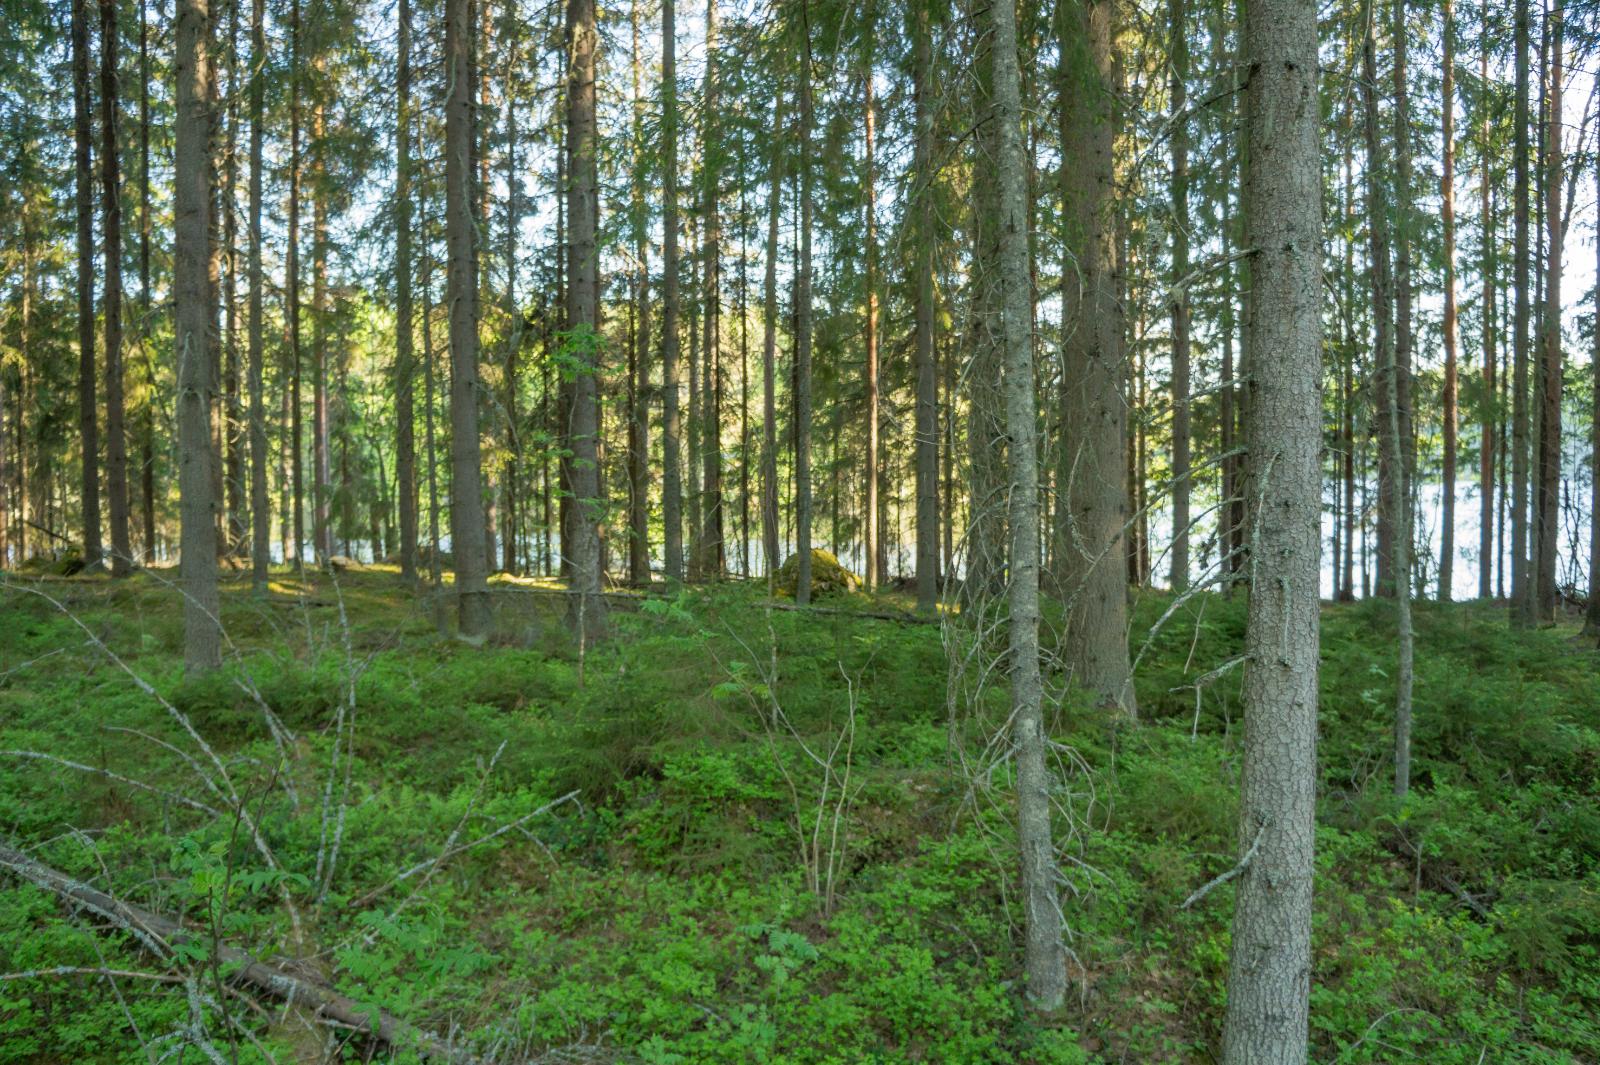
top-left (1055, 0), bottom-right (1134, 715)
top-left (913, 1), bottom-right (938, 612)
top-left (1166, 0), bottom-right (1190, 593)
top-left (1219, 0), bottom-right (1321, 1054)
top-left (447, 0), bottom-right (493, 637)
top-left (661, 0), bottom-right (684, 583)
top-left (102, 0), bottom-right (131, 576)
top-left (395, 0), bottom-right (418, 583)
top-left (990, 0), bottom-right (1066, 1014)
top-left (73, 0), bottom-right (102, 567)
top-left (1534, 0), bottom-right (1562, 622)
top-left (248, 0), bottom-right (269, 590)
top-left (175, 0), bottom-right (222, 673)
top-left (1510, 0), bottom-right (1532, 626)
top-left (793, 0), bottom-right (814, 605)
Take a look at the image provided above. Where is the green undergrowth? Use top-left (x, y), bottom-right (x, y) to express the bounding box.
top-left (0, 571), bottom-right (1595, 1062)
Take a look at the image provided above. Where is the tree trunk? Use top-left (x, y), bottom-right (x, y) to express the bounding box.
top-left (628, 0), bottom-right (651, 585)
top-left (1055, 0), bottom-right (1134, 715)
top-left (1166, 0), bottom-right (1190, 593)
top-left (288, 0), bottom-right (304, 572)
top-left (1478, 2), bottom-right (1496, 600)
top-left (1219, 0), bottom-right (1320, 1055)
top-left (699, 0), bottom-right (723, 579)
top-left (311, 95), bottom-right (332, 567)
top-left (985, 0), bottom-right (1065, 1013)
top-left (447, 0), bottom-right (492, 638)
top-left (222, 1), bottom-right (243, 560)
top-left (100, 0), bottom-right (131, 576)
top-left (175, 0), bottom-right (222, 673)
top-left (565, 0), bottom-right (608, 641)
top-left (660, 0), bottom-right (684, 583)
top-left (1587, 162), bottom-right (1600, 638)
top-left (1533, 0), bottom-right (1563, 622)
top-left (912, 0), bottom-right (938, 613)
top-left (1510, 0), bottom-right (1533, 626)
top-left (760, 84), bottom-right (785, 582)
top-left (247, 0), bottom-right (269, 589)
top-left (73, 0), bottom-right (102, 568)
top-left (793, 0), bottom-right (815, 605)
top-left (392, 0), bottom-right (418, 583)
top-left (863, 17), bottom-right (881, 591)
top-left (1439, 0), bottom-right (1459, 601)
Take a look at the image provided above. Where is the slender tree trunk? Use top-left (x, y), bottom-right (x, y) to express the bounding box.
top-left (793, 0), bottom-right (815, 604)
top-left (565, 0), bottom-right (607, 640)
top-left (699, 0), bottom-right (723, 579)
top-left (393, 0), bottom-right (418, 583)
top-left (987, 0), bottom-right (1064, 1013)
top-left (1376, 0), bottom-right (1414, 599)
top-left (311, 94), bottom-right (332, 566)
top-left (1166, 0), bottom-right (1190, 592)
top-left (447, 0), bottom-right (492, 637)
top-left (1534, 0), bottom-right (1563, 622)
top-left (863, 17), bottom-right (881, 590)
top-left (1510, 0), bottom-right (1533, 626)
top-left (1439, 0), bottom-right (1459, 601)
top-left (627, 0), bottom-right (651, 585)
top-left (660, 0), bottom-right (684, 582)
top-left (1587, 163), bottom-right (1600, 637)
top-left (759, 86), bottom-right (785, 581)
top-left (101, 0), bottom-right (131, 576)
top-left (73, 0), bottom-right (102, 568)
top-left (913, 0), bottom-right (938, 613)
top-left (965, 17), bottom-right (1005, 605)
top-left (138, 0), bottom-right (155, 561)
top-left (288, 0), bottom-right (304, 572)
top-left (222, 0), bottom-right (243, 559)
top-left (1219, 0), bottom-right (1320, 1055)
top-left (247, 0), bottom-right (269, 589)
top-left (1055, 0), bottom-right (1134, 714)
top-left (175, 0), bottom-right (222, 672)
top-left (1479, 4), bottom-right (1496, 600)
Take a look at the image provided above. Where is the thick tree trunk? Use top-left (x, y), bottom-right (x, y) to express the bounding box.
top-left (965, 16), bottom-right (1005, 605)
top-left (912, 1), bottom-right (938, 613)
top-left (446, 0), bottom-right (492, 638)
top-left (1439, 0), bottom-right (1459, 602)
top-left (101, 0), bottom-right (131, 576)
top-left (1534, 0), bottom-right (1563, 622)
top-left (175, 0), bottom-right (222, 673)
top-left (989, 0), bottom-right (1065, 1014)
top-left (1219, 0), bottom-right (1320, 1056)
top-left (660, 0), bottom-right (684, 583)
top-left (247, 0), bottom-right (269, 589)
top-left (565, 0), bottom-right (608, 641)
top-left (73, 0), bottom-right (102, 568)
top-left (1055, 0), bottom-right (1134, 715)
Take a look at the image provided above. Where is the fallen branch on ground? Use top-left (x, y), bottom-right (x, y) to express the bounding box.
top-left (0, 841), bottom-right (479, 1064)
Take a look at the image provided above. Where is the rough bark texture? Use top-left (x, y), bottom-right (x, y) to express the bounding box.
top-left (99, 0), bottom-right (131, 576)
top-left (1439, 0), bottom-right (1458, 602)
top-left (1478, 4), bottom-right (1496, 601)
top-left (912, 2), bottom-right (938, 613)
top-left (1378, 0), bottom-right (1415, 600)
top-left (1533, 0), bottom-right (1562, 623)
top-left (1167, 0), bottom-right (1190, 594)
top-left (73, 0), bottom-right (102, 568)
top-left (698, 0), bottom-right (724, 580)
top-left (446, 0), bottom-right (492, 638)
top-left (628, 0), bottom-right (651, 585)
top-left (989, 0), bottom-right (1066, 1013)
top-left (1055, 0), bottom-right (1135, 715)
top-left (175, 0), bottom-right (222, 673)
top-left (793, 1), bottom-right (815, 606)
top-left (661, 0), bottom-right (684, 583)
top-left (248, 0), bottom-right (270, 590)
top-left (1219, 0), bottom-right (1320, 1055)
top-left (565, 0), bottom-right (608, 641)
top-left (760, 85), bottom-right (785, 581)
top-left (394, 0), bottom-right (418, 583)
top-left (1510, 0), bottom-right (1532, 626)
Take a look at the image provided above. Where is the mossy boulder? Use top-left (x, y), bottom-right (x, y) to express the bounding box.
top-left (773, 549), bottom-right (861, 599)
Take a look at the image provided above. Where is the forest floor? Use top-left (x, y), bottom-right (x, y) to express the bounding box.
top-left (0, 567), bottom-right (1597, 1064)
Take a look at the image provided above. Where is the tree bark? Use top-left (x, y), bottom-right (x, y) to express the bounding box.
top-left (1055, 0), bottom-right (1134, 714)
top-left (628, 0), bottom-right (652, 585)
top-left (660, 0), bottom-right (684, 583)
top-left (912, 0), bottom-right (938, 613)
top-left (1510, 0), bottom-right (1533, 626)
top-left (1219, 0), bottom-right (1320, 1054)
top-left (1166, 0), bottom-right (1190, 593)
top-left (101, 0), bottom-right (131, 576)
top-left (1478, 0), bottom-right (1496, 600)
top-left (793, 0), bottom-right (815, 605)
top-left (565, 0), bottom-right (608, 641)
top-left (1439, 0), bottom-right (1459, 601)
top-left (247, 0), bottom-right (269, 589)
top-left (394, 0), bottom-right (418, 583)
top-left (1587, 161), bottom-right (1600, 638)
top-left (698, 0), bottom-right (724, 579)
top-left (175, 0), bottom-right (222, 673)
top-left (73, 0), bottom-right (102, 568)
top-left (1534, 0), bottom-right (1563, 622)
top-left (759, 84), bottom-right (785, 582)
top-left (863, 15), bottom-right (881, 591)
top-left (447, 0), bottom-right (493, 638)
